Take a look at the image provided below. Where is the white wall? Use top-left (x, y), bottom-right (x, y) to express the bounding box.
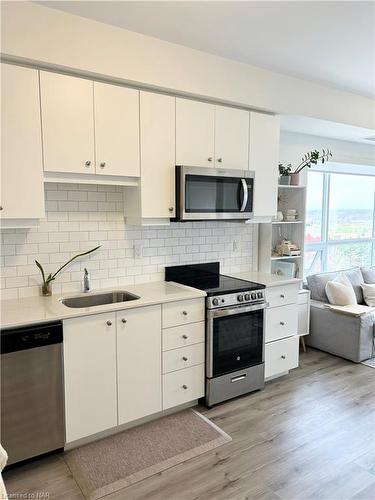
top-left (2, 2), bottom-right (374, 129)
top-left (280, 131), bottom-right (375, 184)
top-left (0, 184), bottom-right (257, 300)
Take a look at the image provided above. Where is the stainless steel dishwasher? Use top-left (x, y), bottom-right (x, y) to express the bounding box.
top-left (1, 321), bottom-right (64, 465)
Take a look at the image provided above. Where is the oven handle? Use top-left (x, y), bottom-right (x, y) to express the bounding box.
top-left (240, 178), bottom-right (248, 212)
top-left (207, 302), bottom-right (267, 318)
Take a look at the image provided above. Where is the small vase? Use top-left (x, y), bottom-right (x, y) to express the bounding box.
top-left (41, 282), bottom-right (52, 296)
top-left (279, 175), bottom-right (291, 185)
top-left (290, 173), bottom-right (300, 186)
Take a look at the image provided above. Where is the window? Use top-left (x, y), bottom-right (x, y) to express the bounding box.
top-left (304, 170), bottom-right (375, 276)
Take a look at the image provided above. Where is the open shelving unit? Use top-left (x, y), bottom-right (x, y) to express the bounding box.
top-left (258, 184), bottom-right (307, 279)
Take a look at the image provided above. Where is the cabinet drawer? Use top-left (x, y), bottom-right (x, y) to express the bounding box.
top-left (265, 284), bottom-right (299, 308)
top-left (162, 322), bottom-right (205, 351)
top-left (265, 304), bottom-right (298, 342)
top-left (163, 364), bottom-right (205, 410)
top-left (162, 299), bottom-right (205, 328)
top-left (163, 343), bottom-right (205, 374)
top-left (265, 336), bottom-right (299, 379)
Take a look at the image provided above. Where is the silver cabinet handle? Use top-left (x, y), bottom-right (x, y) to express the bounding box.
top-left (121, 318), bottom-right (127, 324)
top-left (100, 162), bottom-right (106, 168)
top-left (85, 160), bottom-right (91, 167)
top-left (106, 320), bottom-right (112, 326)
top-left (182, 356), bottom-right (188, 361)
top-left (280, 321), bottom-right (285, 326)
top-left (182, 384), bottom-right (188, 390)
top-left (182, 334), bottom-right (188, 339)
top-left (208, 157), bottom-right (213, 162)
top-left (182, 310), bottom-right (188, 316)
top-left (217, 158), bottom-right (223, 163)
top-left (0, 206), bottom-right (3, 211)
top-left (281, 355), bottom-right (286, 359)
top-left (280, 294), bottom-right (285, 298)
top-left (168, 207), bottom-right (174, 212)
top-left (240, 178), bottom-right (248, 212)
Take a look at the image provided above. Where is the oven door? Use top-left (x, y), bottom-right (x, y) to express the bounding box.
top-left (176, 165), bottom-right (254, 220)
top-left (206, 303), bottom-right (266, 378)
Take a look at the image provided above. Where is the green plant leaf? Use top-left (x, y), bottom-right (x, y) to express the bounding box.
top-left (51, 245), bottom-right (101, 279)
top-left (35, 260), bottom-right (46, 284)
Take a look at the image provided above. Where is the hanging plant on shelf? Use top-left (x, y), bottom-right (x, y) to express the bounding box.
top-left (279, 149), bottom-right (332, 185)
top-left (35, 245), bottom-right (101, 296)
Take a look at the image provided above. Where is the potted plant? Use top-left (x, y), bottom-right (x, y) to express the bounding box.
top-left (279, 163), bottom-right (292, 184)
top-left (279, 149), bottom-right (332, 186)
top-left (35, 245), bottom-right (101, 296)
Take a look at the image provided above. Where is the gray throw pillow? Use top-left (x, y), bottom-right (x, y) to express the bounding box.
top-left (361, 266), bottom-right (375, 284)
top-left (343, 267), bottom-right (364, 304)
top-left (306, 271), bottom-right (339, 302)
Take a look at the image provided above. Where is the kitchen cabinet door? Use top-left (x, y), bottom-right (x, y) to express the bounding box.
top-left (140, 92), bottom-right (175, 217)
top-left (249, 112), bottom-right (280, 218)
top-left (117, 305), bottom-right (162, 425)
top-left (1, 64), bottom-right (44, 219)
top-left (40, 71), bottom-right (95, 174)
top-left (214, 106), bottom-right (249, 169)
top-left (94, 82), bottom-right (140, 177)
top-left (176, 98), bottom-right (215, 167)
top-left (63, 313), bottom-right (117, 443)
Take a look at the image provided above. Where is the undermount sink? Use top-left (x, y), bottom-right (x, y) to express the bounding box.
top-left (61, 291), bottom-right (140, 308)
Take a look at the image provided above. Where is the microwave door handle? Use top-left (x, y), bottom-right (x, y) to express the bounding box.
top-left (240, 178), bottom-right (248, 212)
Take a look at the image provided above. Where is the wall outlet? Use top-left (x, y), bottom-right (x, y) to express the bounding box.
top-left (134, 242), bottom-right (143, 259)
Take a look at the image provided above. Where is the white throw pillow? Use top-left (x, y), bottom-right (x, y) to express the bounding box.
top-left (361, 283), bottom-right (375, 307)
top-left (325, 273), bottom-right (357, 306)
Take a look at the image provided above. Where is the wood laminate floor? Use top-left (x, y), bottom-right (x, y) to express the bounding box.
top-left (3, 348), bottom-right (375, 500)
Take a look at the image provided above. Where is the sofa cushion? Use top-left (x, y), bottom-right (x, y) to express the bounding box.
top-left (361, 266), bottom-right (375, 284)
top-left (361, 283), bottom-right (375, 307)
top-left (307, 267), bottom-right (364, 303)
top-left (325, 274), bottom-right (357, 306)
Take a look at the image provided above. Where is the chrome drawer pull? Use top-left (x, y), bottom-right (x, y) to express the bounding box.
top-left (182, 310), bottom-right (188, 316)
top-left (231, 374), bottom-right (247, 383)
top-left (182, 356), bottom-right (188, 361)
top-left (280, 294), bottom-right (285, 298)
top-left (281, 355), bottom-right (286, 359)
top-left (182, 334), bottom-right (188, 339)
top-left (280, 321), bottom-right (285, 326)
top-left (121, 318), bottom-right (127, 324)
top-left (106, 320), bottom-right (112, 326)
top-left (182, 384), bottom-right (188, 390)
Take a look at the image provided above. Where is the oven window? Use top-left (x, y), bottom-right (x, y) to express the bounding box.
top-left (185, 175), bottom-right (250, 213)
top-left (212, 309), bottom-right (263, 377)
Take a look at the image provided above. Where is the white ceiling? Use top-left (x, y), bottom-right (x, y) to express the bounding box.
top-left (36, 1), bottom-right (375, 98)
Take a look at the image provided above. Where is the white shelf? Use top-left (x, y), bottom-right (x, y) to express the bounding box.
top-left (271, 255), bottom-right (302, 261)
top-left (272, 220), bottom-right (303, 225)
top-left (278, 184), bottom-right (306, 189)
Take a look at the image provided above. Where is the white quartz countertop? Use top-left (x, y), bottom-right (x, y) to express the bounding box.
top-left (0, 281), bottom-right (206, 329)
top-left (227, 271), bottom-right (302, 288)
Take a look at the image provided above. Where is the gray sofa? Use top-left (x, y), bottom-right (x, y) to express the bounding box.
top-left (305, 267), bottom-right (375, 362)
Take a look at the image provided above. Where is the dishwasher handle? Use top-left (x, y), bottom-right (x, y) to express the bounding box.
top-left (1, 322), bottom-right (63, 354)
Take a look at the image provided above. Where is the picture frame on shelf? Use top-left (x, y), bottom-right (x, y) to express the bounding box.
top-left (272, 260), bottom-right (297, 278)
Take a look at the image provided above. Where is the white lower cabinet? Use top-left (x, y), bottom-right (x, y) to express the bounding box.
top-left (117, 305), bottom-right (162, 425)
top-left (63, 313), bottom-right (118, 443)
top-left (163, 364), bottom-right (205, 410)
top-left (265, 336), bottom-right (299, 379)
top-left (63, 298), bottom-right (205, 444)
top-left (265, 304), bottom-right (298, 343)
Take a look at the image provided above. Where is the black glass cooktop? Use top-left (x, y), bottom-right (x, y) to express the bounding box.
top-left (165, 262), bottom-right (265, 297)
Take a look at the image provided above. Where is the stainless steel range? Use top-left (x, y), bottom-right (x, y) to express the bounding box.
top-left (165, 262), bottom-right (266, 407)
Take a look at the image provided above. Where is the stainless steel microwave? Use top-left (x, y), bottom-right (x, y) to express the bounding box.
top-left (173, 165), bottom-right (254, 221)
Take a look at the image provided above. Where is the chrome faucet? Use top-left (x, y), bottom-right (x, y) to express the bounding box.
top-left (83, 268), bottom-right (91, 293)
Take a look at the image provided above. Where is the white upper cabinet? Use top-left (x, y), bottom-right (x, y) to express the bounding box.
top-left (1, 64), bottom-right (45, 220)
top-left (176, 98), bottom-right (215, 167)
top-left (249, 112), bottom-right (280, 219)
top-left (40, 71), bottom-right (95, 174)
top-left (117, 305), bottom-right (162, 425)
top-left (139, 91), bottom-right (176, 218)
top-left (94, 82), bottom-right (140, 177)
top-left (214, 106), bottom-right (249, 169)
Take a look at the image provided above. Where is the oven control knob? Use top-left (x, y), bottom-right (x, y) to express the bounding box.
top-left (237, 294), bottom-right (244, 302)
top-left (251, 293), bottom-right (256, 300)
top-left (257, 292), bottom-right (263, 299)
top-left (212, 298), bottom-right (219, 306)
top-left (244, 293), bottom-right (250, 301)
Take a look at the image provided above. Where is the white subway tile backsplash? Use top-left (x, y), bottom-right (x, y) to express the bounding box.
top-left (1, 184), bottom-right (257, 298)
